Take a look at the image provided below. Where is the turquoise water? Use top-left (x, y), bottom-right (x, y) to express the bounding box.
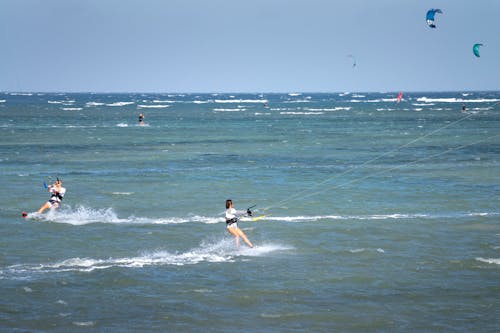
top-left (1, 92), bottom-right (499, 331)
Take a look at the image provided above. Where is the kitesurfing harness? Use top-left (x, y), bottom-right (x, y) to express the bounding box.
top-left (49, 191), bottom-right (63, 204)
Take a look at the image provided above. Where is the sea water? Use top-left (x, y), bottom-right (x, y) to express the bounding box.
top-left (0, 92), bottom-right (498, 332)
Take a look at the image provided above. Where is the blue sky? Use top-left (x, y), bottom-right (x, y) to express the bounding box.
top-left (1, 0), bottom-right (498, 93)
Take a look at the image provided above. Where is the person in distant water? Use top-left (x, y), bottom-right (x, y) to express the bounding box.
top-left (461, 104), bottom-right (467, 113)
top-left (138, 113), bottom-right (145, 125)
top-left (225, 199), bottom-right (253, 248)
top-left (37, 178), bottom-right (66, 214)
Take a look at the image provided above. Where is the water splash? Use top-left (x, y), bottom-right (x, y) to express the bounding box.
top-left (1, 239), bottom-right (293, 279)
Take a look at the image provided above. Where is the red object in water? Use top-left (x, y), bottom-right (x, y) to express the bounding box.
top-left (397, 92), bottom-right (403, 103)
top-left (22, 211), bottom-right (28, 218)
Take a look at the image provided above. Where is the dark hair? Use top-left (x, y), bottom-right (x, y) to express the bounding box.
top-left (225, 199), bottom-right (233, 209)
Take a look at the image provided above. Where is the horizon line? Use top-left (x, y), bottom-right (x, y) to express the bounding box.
top-left (2, 89), bottom-right (499, 95)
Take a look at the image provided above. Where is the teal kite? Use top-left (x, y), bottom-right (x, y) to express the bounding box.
top-left (473, 43), bottom-right (483, 58)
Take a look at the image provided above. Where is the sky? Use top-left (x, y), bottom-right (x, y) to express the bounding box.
top-left (0, 0), bottom-right (499, 93)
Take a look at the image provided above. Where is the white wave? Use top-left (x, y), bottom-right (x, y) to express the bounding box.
top-left (153, 99), bottom-right (176, 103)
top-left (351, 98), bottom-right (399, 103)
top-left (48, 100), bottom-right (65, 104)
top-left (152, 215), bottom-right (223, 225)
top-left (355, 99), bottom-right (382, 103)
top-left (476, 257), bottom-right (500, 265)
top-left (25, 206), bottom-right (127, 225)
top-left (2, 240), bottom-right (292, 276)
top-left (111, 192), bottom-right (133, 195)
top-left (467, 212), bottom-right (492, 217)
top-left (215, 99), bottom-right (267, 104)
top-left (470, 107), bottom-right (493, 111)
top-left (61, 107), bottom-right (82, 111)
top-left (9, 92), bottom-right (32, 96)
top-left (430, 108), bottom-right (453, 111)
top-left (254, 112), bottom-right (271, 115)
top-left (338, 92), bottom-right (350, 96)
top-left (417, 97), bottom-right (500, 103)
top-left (288, 93), bottom-right (301, 96)
top-left (261, 212), bottom-right (498, 222)
top-left (412, 103), bottom-right (435, 106)
top-left (25, 209), bottom-right (499, 226)
top-left (116, 123), bottom-right (128, 127)
top-left (73, 321), bottom-right (95, 327)
top-left (349, 248), bottom-right (384, 254)
top-left (213, 108), bottom-right (245, 112)
top-left (304, 107), bottom-right (351, 112)
top-left (284, 99), bottom-right (311, 103)
top-left (138, 104), bottom-right (169, 108)
top-left (0, 100), bottom-right (6, 103)
top-left (280, 111), bottom-right (323, 115)
top-left (85, 102), bottom-right (105, 107)
top-left (106, 102), bottom-right (135, 107)
top-left (352, 94), bottom-right (365, 98)
top-left (193, 100), bottom-right (211, 104)
top-left (25, 206), bottom-right (225, 226)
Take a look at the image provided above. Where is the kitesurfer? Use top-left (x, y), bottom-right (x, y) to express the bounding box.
top-left (139, 113), bottom-right (145, 125)
top-left (225, 199), bottom-right (253, 248)
top-left (37, 178), bottom-right (66, 214)
top-left (397, 92), bottom-right (403, 103)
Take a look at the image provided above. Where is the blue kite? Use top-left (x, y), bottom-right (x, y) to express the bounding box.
top-left (426, 9), bottom-right (443, 28)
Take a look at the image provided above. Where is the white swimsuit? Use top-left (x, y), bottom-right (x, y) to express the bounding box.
top-left (226, 208), bottom-right (245, 228)
top-left (47, 186), bottom-right (66, 207)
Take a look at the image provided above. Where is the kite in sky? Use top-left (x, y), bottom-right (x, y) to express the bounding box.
top-left (473, 43), bottom-right (483, 57)
top-left (347, 54), bottom-right (356, 68)
top-left (426, 9), bottom-right (443, 28)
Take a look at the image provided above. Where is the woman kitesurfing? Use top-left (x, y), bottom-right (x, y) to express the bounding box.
top-left (36, 178), bottom-right (66, 214)
top-left (225, 199), bottom-right (253, 248)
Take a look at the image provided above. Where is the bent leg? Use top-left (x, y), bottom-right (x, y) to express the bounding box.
top-left (37, 202), bottom-right (51, 214)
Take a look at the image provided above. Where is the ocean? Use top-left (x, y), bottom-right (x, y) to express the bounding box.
top-left (0, 91), bottom-right (499, 332)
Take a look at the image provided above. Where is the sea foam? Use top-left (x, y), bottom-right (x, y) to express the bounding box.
top-left (1, 239), bottom-right (292, 277)
top-left (417, 97), bottom-right (500, 103)
top-left (476, 257), bottom-right (500, 265)
top-left (25, 208), bottom-right (499, 226)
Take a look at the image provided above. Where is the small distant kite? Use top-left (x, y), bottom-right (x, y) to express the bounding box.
top-left (426, 9), bottom-right (443, 28)
top-left (347, 54), bottom-right (356, 68)
top-left (473, 43), bottom-right (483, 57)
